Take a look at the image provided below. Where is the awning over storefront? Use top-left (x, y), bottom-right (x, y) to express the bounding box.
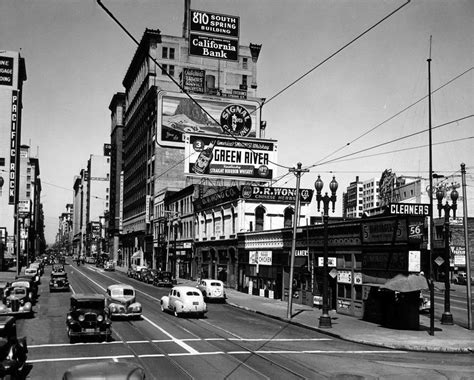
top-left (380, 274), bottom-right (428, 292)
top-left (131, 250), bottom-right (142, 259)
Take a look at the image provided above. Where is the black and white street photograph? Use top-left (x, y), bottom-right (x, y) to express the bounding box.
top-left (0, 1), bottom-right (472, 379)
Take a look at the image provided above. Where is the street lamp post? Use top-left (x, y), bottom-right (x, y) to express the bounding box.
top-left (314, 175), bottom-right (338, 328)
top-left (436, 185), bottom-right (458, 325)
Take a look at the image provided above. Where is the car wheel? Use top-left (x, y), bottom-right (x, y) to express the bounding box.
top-left (161, 304), bottom-right (165, 312)
top-left (174, 309), bottom-right (179, 318)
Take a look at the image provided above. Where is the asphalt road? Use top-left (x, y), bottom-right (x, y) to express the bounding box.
top-left (17, 261), bottom-right (474, 379)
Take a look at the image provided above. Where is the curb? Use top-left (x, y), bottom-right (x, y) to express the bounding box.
top-left (226, 301), bottom-right (473, 353)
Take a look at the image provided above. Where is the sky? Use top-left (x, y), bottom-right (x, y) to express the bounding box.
top-left (1, 0), bottom-right (472, 244)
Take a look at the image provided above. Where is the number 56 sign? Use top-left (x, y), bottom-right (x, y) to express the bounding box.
top-left (408, 222), bottom-right (423, 240)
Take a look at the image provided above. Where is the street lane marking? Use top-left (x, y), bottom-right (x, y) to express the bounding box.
top-left (141, 315), bottom-right (198, 355)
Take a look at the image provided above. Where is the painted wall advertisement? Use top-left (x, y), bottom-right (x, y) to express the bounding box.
top-left (157, 90), bottom-right (262, 148)
top-left (184, 133), bottom-right (277, 182)
top-left (181, 68), bottom-right (206, 94)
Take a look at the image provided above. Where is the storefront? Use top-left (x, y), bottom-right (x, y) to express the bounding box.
top-left (238, 214), bottom-right (426, 318)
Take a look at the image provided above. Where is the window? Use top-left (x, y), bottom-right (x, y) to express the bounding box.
top-left (162, 64), bottom-right (175, 76)
top-left (284, 207), bottom-right (294, 228)
top-left (255, 206), bottom-right (265, 231)
top-left (162, 47), bottom-right (168, 58)
top-left (0, 157), bottom-right (5, 166)
top-left (242, 75), bottom-right (248, 86)
top-left (242, 57), bottom-right (248, 69)
top-left (169, 48), bottom-right (175, 59)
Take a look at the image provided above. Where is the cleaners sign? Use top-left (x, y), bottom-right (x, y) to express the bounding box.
top-left (184, 133), bottom-right (277, 182)
top-left (189, 9), bottom-right (239, 61)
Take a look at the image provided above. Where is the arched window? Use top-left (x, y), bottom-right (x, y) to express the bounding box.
top-left (255, 206), bottom-right (266, 231)
top-left (284, 207), bottom-right (294, 228)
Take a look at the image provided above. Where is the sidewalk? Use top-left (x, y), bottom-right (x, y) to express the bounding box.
top-left (178, 279), bottom-right (473, 353)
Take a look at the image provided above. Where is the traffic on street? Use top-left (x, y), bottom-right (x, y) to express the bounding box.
top-left (11, 257), bottom-right (473, 379)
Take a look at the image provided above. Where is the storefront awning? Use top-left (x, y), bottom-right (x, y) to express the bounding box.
top-left (131, 251), bottom-right (142, 259)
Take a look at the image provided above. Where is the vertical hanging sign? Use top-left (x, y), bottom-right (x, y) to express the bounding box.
top-left (9, 90), bottom-right (19, 204)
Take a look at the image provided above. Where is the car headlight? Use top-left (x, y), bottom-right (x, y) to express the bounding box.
top-left (20, 299), bottom-right (25, 305)
top-left (78, 314), bottom-right (85, 322)
top-left (97, 315), bottom-right (104, 322)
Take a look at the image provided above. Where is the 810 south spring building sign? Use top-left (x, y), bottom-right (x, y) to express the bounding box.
top-left (189, 9), bottom-right (239, 61)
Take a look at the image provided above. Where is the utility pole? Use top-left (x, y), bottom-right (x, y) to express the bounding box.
top-left (461, 163), bottom-right (472, 330)
top-left (287, 163), bottom-right (309, 319)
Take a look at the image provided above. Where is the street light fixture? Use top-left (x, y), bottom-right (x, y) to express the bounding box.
top-left (314, 175), bottom-right (338, 328)
top-left (436, 184), bottom-right (458, 325)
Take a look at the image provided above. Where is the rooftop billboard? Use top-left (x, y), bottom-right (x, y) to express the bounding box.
top-left (157, 90), bottom-right (262, 148)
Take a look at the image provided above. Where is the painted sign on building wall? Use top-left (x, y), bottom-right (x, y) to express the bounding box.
top-left (249, 251), bottom-right (272, 265)
top-left (184, 133), bottom-right (276, 182)
top-left (241, 185), bottom-right (313, 204)
top-left (157, 91), bottom-right (261, 148)
top-left (181, 68), bottom-right (206, 94)
top-left (0, 56), bottom-right (14, 86)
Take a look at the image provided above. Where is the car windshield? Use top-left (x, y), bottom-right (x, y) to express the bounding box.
top-left (72, 299), bottom-right (104, 310)
top-left (11, 288), bottom-right (26, 296)
top-left (52, 274), bottom-right (67, 279)
top-left (25, 269), bottom-right (36, 274)
top-left (111, 288), bottom-right (134, 297)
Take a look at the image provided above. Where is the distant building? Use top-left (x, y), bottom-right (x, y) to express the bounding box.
top-left (342, 176), bottom-right (363, 218)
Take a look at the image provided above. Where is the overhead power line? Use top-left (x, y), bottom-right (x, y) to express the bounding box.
top-left (259, 0), bottom-right (411, 109)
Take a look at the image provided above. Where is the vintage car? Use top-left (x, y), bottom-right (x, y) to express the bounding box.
top-left (62, 361), bottom-right (145, 380)
top-left (143, 269), bottom-right (159, 284)
top-left (66, 294), bottom-right (112, 343)
top-left (23, 267), bottom-right (40, 285)
top-left (52, 264), bottom-right (66, 273)
top-left (0, 286), bottom-right (33, 316)
top-left (29, 261), bottom-right (44, 276)
top-left (196, 279), bottom-right (226, 302)
top-left (0, 316), bottom-right (28, 379)
top-left (160, 286), bottom-right (207, 318)
top-left (11, 277), bottom-right (37, 303)
top-left (153, 271), bottom-right (177, 287)
top-left (104, 260), bottom-right (115, 271)
top-left (49, 271), bottom-right (70, 292)
top-left (135, 268), bottom-right (150, 282)
top-left (106, 284), bottom-right (142, 319)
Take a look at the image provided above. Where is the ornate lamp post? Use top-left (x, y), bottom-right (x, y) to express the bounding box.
top-left (314, 175), bottom-right (338, 328)
top-left (436, 185), bottom-right (458, 325)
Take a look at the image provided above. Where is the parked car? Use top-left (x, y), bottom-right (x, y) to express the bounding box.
top-left (419, 293), bottom-right (430, 313)
top-left (12, 277), bottom-right (37, 303)
top-left (196, 279), bottom-right (226, 302)
top-left (154, 271), bottom-right (177, 287)
top-left (104, 260), bottom-right (115, 271)
top-left (106, 284), bottom-right (142, 319)
top-left (0, 281), bottom-right (11, 304)
top-left (23, 267), bottom-right (40, 285)
top-left (49, 271), bottom-right (70, 292)
top-left (0, 316), bottom-right (28, 379)
top-left (160, 286), bottom-right (207, 318)
top-left (0, 286), bottom-right (33, 317)
top-left (142, 269), bottom-right (159, 284)
top-left (29, 261), bottom-right (44, 276)
top-left (135, 268), bottom-right (150, 282)
top-left (62, 361), bottom-right (145, 380)
top-left (126, 267), bottom-right (137, 278)
top-left (66, 294), bottom-right (112, 343)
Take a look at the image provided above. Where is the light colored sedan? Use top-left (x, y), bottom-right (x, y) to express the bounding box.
top-left (106, 284), bottom-right (142, 319)
top-left (160, 286), bottom-right (207, 318)
top-left (196, 279), bottom-right (226, 302)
